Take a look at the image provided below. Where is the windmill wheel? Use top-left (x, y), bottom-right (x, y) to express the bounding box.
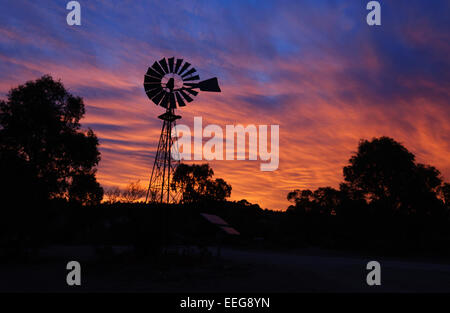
top-left (144, 57), bottom-right (221, 109)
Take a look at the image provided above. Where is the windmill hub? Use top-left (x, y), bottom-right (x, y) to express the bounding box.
top-left (161, 74), bottom-right (182, 93)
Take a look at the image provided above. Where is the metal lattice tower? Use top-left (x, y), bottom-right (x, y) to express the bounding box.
top-left (143, 57), bottom-right (221, 204)
top-left (145, 109), bottom-right (181, 204)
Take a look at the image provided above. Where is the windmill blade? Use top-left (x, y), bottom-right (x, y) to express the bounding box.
top-left (181, 68), bottom-right (197, 78)
top-left (175, 92), bottom-right (186, 107)
top-left (168, 57), bottom-right (175, 73)
top-left (151, 61), bottom-right (166, 76)
top-left (144, 82), bottom-right (162, 87)
top-left (146, 67), bottom-right (163, 78)
top-left (144, 83), bottom-right (161, 92)
top-left (159, 58), bottom-right (170, 74)
top-left (174, 58), bottom-right (183, 73)
top-left (179, 89), bottom-right (194, 102)
top-left (152, 90), bottom-right (166, 105)
top-left (169, 93), bottom-right (177, 108)
top-left (178, 62), bottom-right (191, 75)
top-left (144, 83), bottom-right (162, 91)
top-left (145, 87), bottom-right (163, 99)
top-left (159, 93), bottom-right (170, 108)
top-left (144, 75), bottom-right (162, 83)
top-left (198, 77), bottom-right (221, 92)
top-left (184, 88), bottom-right (198, 96)
top-left (183, 75), bottom-right (200, 82)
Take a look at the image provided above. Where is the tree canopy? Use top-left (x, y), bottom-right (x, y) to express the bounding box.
top-left (172, 163), bottom-right (232, 203)
top-left (342, 136), bottom-right (442, 215)
top-left (0, 75), bottom-right (103, 205)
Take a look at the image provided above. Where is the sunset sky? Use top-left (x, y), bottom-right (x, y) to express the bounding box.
top-left (1, 0), bottom-right (449, 210)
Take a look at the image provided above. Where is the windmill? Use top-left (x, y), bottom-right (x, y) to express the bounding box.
top-left (143, 57), bottom-right (221, 203)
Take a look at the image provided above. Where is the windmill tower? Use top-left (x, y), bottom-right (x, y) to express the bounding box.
top-left (143, 57), bottom-right (221, 203)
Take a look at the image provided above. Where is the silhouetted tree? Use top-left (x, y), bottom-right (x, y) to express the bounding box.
top-left (287, 189), bottom-right (315, 214)
top-left (313, 187), bottom-right (340, 215)
top-left (172, 163), bottom-right (231, 203)
top-left (69, 172), bottom-right (103, 206)
top-left (287, 187), bottom-right (340, 216)
top-left (0, 75), bottom-right (103, 205)
top-left (104, 186), bottom-right (122, 203)
top-left (342, 137), bottom-right (442, 215)
top-left (102, 181), bottom-right (148, 203)
top-left (121, 180), bottom-right (146, 202)
top-left (438, 182), bottom-right (450, 208)
top-left (206, 178), bottom-right (232, 202)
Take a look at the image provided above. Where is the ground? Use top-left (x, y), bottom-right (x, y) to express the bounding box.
top-left (1, 246), bottom-right (449, 292)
